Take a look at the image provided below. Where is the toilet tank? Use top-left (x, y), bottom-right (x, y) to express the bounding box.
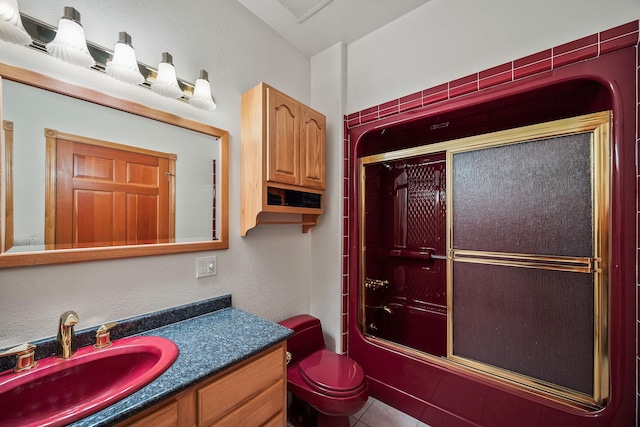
top-left (279, 315), bottom-right (326, 365)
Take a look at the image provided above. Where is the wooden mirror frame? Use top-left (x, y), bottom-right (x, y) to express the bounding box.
top-left (0, 62), bottom-right (228, 268)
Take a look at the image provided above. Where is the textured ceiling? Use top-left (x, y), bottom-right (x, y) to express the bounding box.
top-left (237, 0), bottom-right (432, 56)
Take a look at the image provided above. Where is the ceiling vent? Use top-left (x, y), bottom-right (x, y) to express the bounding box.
top-left (276, 0), bottom-right (334, 23)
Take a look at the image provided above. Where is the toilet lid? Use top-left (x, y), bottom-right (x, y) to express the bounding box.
top-left (298, 350), bottom-right (366, 397)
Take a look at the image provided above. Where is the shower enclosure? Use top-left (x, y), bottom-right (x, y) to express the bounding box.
top-left (347, 44), bottom-right (636, 427)
top-left (360, 112), bottom-right (610, 406)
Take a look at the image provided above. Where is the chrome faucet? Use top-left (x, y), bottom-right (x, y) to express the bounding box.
top-left (55, 310), bottom-right (79, 359)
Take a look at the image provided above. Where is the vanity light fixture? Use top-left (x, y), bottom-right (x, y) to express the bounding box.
top-left (14, 9), bottom-right (217, 110)
top-left (105, 32), bottom-right (144, 85)
top-left (150, 52), bottom-right (183, 98)
top-left (0, 0), bottom-right (31, 45)
top-left (189, 69), bottom-right (217, 110)
top-left (46, 6), bottom-right (95, 68)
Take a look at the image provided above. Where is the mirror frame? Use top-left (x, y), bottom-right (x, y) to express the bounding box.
top-left (0, 62), bottom-right (229, 268)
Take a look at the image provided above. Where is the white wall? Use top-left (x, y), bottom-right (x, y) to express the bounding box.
top-left (346, 0), bottom-right (640, 113)
top-left (0, 0), bottom-right (315, 348)
top-left (309, 43), bottom-right (347, 352)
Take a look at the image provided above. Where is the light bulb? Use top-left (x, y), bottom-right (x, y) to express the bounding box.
top-left (0, 0), bottom-right (32, 45)
top-left (151, 52), bottom-right (183, 98)
top-left (189, 69), bottom-right (216, 110)
top-left (106, 32), bottom-right (144, 85)
top-left (46, 7), bottom-right (95, 68)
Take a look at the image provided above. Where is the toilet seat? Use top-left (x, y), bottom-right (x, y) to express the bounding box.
top-left (298, 350), bottom-right (366, 398)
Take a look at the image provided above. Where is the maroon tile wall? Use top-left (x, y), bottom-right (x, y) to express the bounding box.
top-left (636, 30), bottom-right (640, 427)
top-left (341, 19), bottom-right (640, 414)
top-left (342, 118), bottom-right (349, 355)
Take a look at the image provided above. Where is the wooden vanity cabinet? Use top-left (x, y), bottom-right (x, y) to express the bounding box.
top-left (241, 82), bottom-right (326, 236)
top-left (116, 342), bottom-right (287, 427)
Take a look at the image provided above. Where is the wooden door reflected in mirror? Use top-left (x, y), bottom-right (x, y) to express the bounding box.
top-left (0, 63), bottom-right (229, 268)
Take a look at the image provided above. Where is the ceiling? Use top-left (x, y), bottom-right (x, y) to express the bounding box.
top-left (237, 0), bottom-right (432, 57)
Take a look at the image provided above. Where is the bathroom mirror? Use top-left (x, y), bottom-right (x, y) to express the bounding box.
top-left (0, 62), bottom-right (228, 268)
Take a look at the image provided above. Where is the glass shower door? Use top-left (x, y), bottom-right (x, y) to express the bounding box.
top-left (447, 111), bottom-right (611, 406)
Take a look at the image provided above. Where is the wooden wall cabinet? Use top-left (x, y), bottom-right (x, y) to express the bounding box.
top-left (116, 343), bottom-right (287, 427)
top-left (241, 82), bottom-right (326, 236)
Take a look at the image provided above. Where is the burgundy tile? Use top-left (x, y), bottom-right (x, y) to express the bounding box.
top-left (514, 58), bottom-right (552, 80)
top-left (637, 137), bottom-right (640, 176)
top-left (400, 91), bottom-right (422, 104)
top-left (342, 333), bottom-right (348, 354)
top-left (479, 62), bottom-right (512, 80)
top-left (347, 112), bottom-right (359, 121)
top-left (342, 274), bottom-right (349, 294)
top-left (423, 82), bottom-right (448, 97)
top-left (342, 313), bottom-right (348, 332)
top-left (379, 100), bottom-right (399, 118)
top-left (600, 21), bottom-right (639, 42)
top-left (342, 178), bottom-right (349, 196)
top-left (450, 81), bottom-right (478, 98)
top-left (343, 198), bottom-right (349, 217)
top-left (423, 83), bottom-right (449, 106)
top-left (479, 71), bottom-right (512, 90)
top-left (361, 106), bottom-right (377, 116)
top-left (553, 45), bottom-right (598, 68)
top-left (347, 117), bottom-right (360, 128)
top-left (342, 199), bottom-right (349, 223)
top-left (360, 111), bottom-right (378, 124)
top-left (554, 34), bottom-right (598, 56)
top-left (343, 159), bottom-right (349, 179)
top-left (601, 33), bottom-right (639, 55)
top-left (380, 99), bottom-right (398, 111)
top-left (450, 73), bottom-right (478, 89)
top-left (637, 67), bottom-right (640, 109)
top-left (514, 49), bottom-right (552, 69)
top-left (343, 217), bottom-right (349, 237)
top-left (342, 255), bottom-right (349, 276)
top-left (399, 97), bottom-right (423, 112)
top-left (343, 139), bottom-right (349, 159)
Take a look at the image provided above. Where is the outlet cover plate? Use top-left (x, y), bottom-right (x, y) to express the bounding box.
top-left (196, 256), bottom-right (216, 278)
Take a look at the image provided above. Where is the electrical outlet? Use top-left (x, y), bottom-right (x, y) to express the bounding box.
top-left (196, 256), bottom-right (216, 278)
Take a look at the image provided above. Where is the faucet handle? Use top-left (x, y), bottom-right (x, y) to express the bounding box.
top-left (94, 322), bottom-right (118, 349)
top-left (0, 343), bottom-right (37, 372)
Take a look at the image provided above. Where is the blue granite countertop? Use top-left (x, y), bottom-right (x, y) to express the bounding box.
top-left (2, 295), bottom-right (292, 427)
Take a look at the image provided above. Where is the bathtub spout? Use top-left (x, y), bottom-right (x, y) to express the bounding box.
top-left (366, 304), bottom-right (394, 315)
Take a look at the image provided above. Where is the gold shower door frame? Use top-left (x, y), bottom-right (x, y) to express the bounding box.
top-left (358, 111), bottom-right (611, 410)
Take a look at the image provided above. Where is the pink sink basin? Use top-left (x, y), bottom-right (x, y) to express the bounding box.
top-left (0, 335), bottom-right (179, 427)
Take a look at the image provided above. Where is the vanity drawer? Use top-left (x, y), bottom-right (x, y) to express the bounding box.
top-left (209, 380), bottom-right (284, 426)
top-left (119, 401), bottom-right (178, 427)
top-left (198, 345), bottom-right (285, 425)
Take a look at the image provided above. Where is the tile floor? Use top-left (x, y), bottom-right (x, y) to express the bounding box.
top-left (349, 398), bottom-right (431, 427)
top-left (286, 397), bottom-right (431, 427)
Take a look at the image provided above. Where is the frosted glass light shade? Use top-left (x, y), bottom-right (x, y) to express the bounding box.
top-left (0, 0), bottom-right (32, 45)
top-left (46, 8), bottom-right (95, 68)
top-left (106, 33), bottom-right (144, 85)
top-left (189, 70), bottom-right (216, 110)
top-left (151, 52), bottom-right (183, 98)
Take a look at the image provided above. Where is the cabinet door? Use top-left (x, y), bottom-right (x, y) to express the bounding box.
top-left (299, 105), bottom-right (326, 189)
top-left (267, 88), bottom-right (299, 185)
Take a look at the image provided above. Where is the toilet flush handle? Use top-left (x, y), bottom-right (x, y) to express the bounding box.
top-left (286, 351), bottom-right (292, 365)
